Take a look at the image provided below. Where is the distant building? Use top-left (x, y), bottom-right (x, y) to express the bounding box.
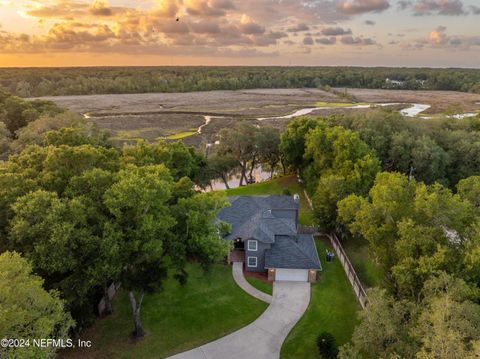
top-left (385, 78), bottom-right (405, 87)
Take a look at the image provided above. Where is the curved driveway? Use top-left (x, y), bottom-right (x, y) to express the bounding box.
top-left (232, 262), bottom-right (272, 304)
top-left (167, 279), bottom-right (310, 359)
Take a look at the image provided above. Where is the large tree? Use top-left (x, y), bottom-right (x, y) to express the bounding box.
top-left (304, 125), bottom-right (380, 231)
top-left (338, 172), bottom-right (475, 295)
top-left (8, 190), bottom-right (118, 328)
top-left (104, 164), bottom-right (176, 337)
top-left (0, 251), bottom-right (73, 359)
top-left (207, 154), bottom-right (238, 189)
top-left (256, 126), bottom-right (281, 179)
top-left (279, 117), bottom-right (321, 172)
top-left (217, 122), bottom-right (257, 186)
top-left (340, 274), bottom-right (480, 359)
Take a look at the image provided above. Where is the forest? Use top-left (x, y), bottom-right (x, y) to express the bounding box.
top-left (280, 113), bottom-right (480, 358)
top-left (1, 66), bottom-right (480, 97)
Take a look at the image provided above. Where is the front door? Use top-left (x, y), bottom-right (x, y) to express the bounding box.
top-left (233, 238), bottom-right (244, 250)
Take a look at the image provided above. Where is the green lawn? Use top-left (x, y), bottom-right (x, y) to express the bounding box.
top-left (224, 175), bottom-right (315, 225)
top-left (342, 236), bottom-right (383, 288)
top-left (166, 131), bottom-right (197, 140)
top-left (63, 263), bottom-right (267, 359)
top-left (245, 276), bottom-right (273, 295)
top-left (281, 238), bottom-right (360, 359)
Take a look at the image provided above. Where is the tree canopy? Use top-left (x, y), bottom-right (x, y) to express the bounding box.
top-left (0, 251), bottom-right (73, 359)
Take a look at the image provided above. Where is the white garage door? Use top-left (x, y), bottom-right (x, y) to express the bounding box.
top-left (275, 268), bottom-right (309, 282)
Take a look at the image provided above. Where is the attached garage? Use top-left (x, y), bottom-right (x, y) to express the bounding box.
top-left (275, 268), bottom-right (309, 282)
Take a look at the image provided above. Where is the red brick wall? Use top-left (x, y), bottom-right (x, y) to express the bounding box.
top-left (267, 269), bottom-right (275, 281)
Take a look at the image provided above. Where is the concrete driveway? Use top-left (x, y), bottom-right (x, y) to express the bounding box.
top-left (167, 281), bottom-right (310, 359)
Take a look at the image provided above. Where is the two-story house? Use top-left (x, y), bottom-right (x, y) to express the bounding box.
top-left (217, 195), bottom-right (321, 282)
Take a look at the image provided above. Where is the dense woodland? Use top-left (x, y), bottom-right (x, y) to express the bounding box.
top-left (280, 113), bottom-right (480, 358)
top-left (1, 66), bottom-right (480, 97)
top-left (0, 91), bottom-right (236, 358)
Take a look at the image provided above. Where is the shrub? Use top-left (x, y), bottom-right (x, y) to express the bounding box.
top-left (316, 332), bottom-right (339, 359)
top-left (282, 188), bottom-right (292, 196)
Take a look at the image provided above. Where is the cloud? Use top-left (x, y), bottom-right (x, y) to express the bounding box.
top-left (364, 20), bottom-right (375, 25)
top-left (412, 0), bottom-right (467, 16)
top-left (89, 1), bottom-right (112, 16)
top-left (303, 36), bottom-right (314, 45)
top-left (287, 23), bottom-right (309, 32)
top-left (337, 0), bottom-right (390, 14)
top-left (428, 25), bottom-right (448, 44)
top-left (470, 5), bottom-right (480, 14)
top-left (398, 0), bottom-right (413, 9)
top-left (239, 15), bottom-right (265, 34)
top-left (25, 1), bottom-right (89, 20)
top-left (0, 0), bottom-right (391, 58)
top-left (400, 25), bottom-right (480, 50)
top-left (316, 36), bottom-right (337, 45)
top-left (321, 26), bottom-right (352, 36)
top-left (340, 35), bottom-right (377, 45)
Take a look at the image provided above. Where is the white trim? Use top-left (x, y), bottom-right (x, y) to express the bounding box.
top-left (247, 256), bottom-right (257, 268)
top-left (247, 240), bottom-right (258, 251)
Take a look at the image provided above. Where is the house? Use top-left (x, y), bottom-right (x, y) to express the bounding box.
top-left (385, 78), bottom-right (405, 87)
top-left (217, 195), bottom-right (321, 282)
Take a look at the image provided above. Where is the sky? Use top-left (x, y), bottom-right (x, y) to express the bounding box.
top-left (0, 0), bottom-right (479, 67)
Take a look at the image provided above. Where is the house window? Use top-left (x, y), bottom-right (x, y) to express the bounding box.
top-left (247, 257), bottom-right (257, 268)
top-left (247, 240), bottom-right (258, 251)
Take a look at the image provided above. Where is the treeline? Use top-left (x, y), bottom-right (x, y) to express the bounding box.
top-left (280, 112), bottom-right (480, 358)
top-left (1, 66), bottom-right (480, 97)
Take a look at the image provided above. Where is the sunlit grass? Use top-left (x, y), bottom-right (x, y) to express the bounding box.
top-left (245, 276), bottom-right (273, 295)
top-left (281, 238), bottom-right (359, 359)
top-left (166, 131), bottom-right (197, 140)
top-left (62, 263), bottom-right (267, 359)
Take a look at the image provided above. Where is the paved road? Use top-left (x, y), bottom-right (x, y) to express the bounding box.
top-left (167, 281), bottom-right (310, 359)
top-left (232, 262), bottom-right (272, 304)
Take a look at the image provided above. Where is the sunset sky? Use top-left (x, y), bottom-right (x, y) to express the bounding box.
top-left (0, 0), bottom-right (479, 67)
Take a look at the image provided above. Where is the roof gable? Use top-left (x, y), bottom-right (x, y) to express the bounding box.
top-left (217, 195), bottom-right (298, 243)
top-left (264, 235), bottom-right (321, 270)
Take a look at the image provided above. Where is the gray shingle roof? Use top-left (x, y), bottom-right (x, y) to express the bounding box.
top-left (217, 195), bottom-right (298, 243)
top-left (217, 195), bottom-right (321, 270)
top-left (264, 235), bottom-right (321, 270)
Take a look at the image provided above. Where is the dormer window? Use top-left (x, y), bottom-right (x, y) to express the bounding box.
top-left (247, 240), bottom-right (258, 251)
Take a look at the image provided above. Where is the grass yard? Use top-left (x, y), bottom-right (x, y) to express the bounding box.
top-left (342, 236), bottom-right (383, 288)
top-left (281, 237), bottom-right (360, 359)
top-left (224, 175), bottom-right (315, 225)
top-left (166, 131), bottom-right (197, 140)
top-left (62, 263), bottom-right (267, 359)
top-left (245, 276), bottom-right (273, 295)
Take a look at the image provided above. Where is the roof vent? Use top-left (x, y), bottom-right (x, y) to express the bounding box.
top-left (293, 194), bottom-right (300, 204)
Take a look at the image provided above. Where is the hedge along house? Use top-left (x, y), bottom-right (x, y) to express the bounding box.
top-left (217, 195), bottom-right (321, 282)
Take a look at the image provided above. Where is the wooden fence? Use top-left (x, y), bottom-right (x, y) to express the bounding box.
top-left (301, 188), bottom-right (367, 308)
top-left (327, 233), bottom-right (367, 309)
